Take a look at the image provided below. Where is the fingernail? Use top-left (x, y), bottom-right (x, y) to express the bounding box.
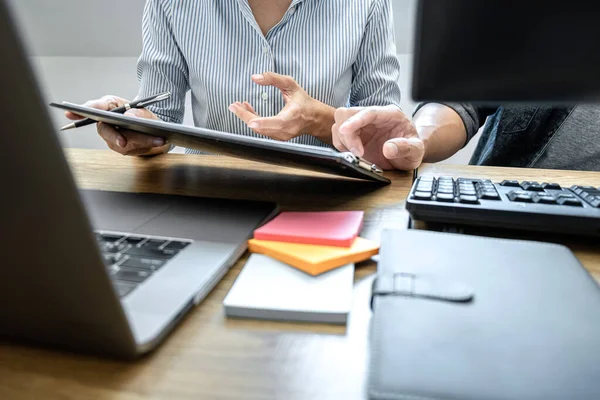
top-left (252, 74), bottom-right (265, 82)
top-left (228, 105), bottom-right (236, 113)
top-left (248, 121), bottom-right (259, 129)
top-left (116, 138), bottom-right (126, 148)
top-left (384, 142), bottom-right (399, 157)
top-left (153, 138), bottom-right (165, 147)
top-left (350, 147), bottom-right (362, 157)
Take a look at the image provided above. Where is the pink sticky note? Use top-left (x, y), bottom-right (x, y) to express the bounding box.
top-left (253, 211), bottom-right (364, 247)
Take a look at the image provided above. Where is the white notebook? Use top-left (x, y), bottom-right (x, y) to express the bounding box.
top-left (223, 254), bottom-right (354, 324)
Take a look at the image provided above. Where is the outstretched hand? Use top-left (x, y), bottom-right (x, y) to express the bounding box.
top-left (229, 72), bottom-right (334, 144)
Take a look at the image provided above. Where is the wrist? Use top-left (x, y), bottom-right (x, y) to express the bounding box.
top-left (305, 99), bottom-right (335, 144)
top-left (415, 123), bottom-right (436, 163)
top-left (420, 134), bottom-right (431, 162)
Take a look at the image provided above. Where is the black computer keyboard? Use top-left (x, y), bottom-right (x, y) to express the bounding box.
top-left (406, 176), bottom-right (600, 236)
top-left (95, 232), bottom-right (191, 298)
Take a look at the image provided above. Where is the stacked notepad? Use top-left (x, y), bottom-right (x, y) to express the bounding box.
top-left (249, 211), bottom-right (379, 276)
top-left (223, 211), bottom-right (379, 324)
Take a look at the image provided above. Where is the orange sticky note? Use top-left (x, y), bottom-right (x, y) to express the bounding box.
top-left (247, 237), bottom-right (379, 276)
top-left (253, 211), bottom-right (364, 247)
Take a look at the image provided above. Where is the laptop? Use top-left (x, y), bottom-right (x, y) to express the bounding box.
top-left (0, 0), bottom-right (277, 359)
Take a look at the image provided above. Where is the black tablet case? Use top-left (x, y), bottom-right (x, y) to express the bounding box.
top-left (369, 229), bottom-right (600, 400)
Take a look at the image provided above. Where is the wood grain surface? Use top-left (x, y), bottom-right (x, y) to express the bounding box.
top-left (0, 149), bottom-right (597, 400)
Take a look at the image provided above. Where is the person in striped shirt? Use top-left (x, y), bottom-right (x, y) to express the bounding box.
top-left (65, 0), bottom-right (402, 157)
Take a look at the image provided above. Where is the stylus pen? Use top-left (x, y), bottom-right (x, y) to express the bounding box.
top-left (59, 91), bottom-right (171, 131)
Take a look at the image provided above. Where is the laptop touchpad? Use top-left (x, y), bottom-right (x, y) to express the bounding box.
top-left (80, 190), bottom-right (171, 232)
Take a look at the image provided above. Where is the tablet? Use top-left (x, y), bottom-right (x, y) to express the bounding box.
top-left (50, 102), bottom-right (391, 185)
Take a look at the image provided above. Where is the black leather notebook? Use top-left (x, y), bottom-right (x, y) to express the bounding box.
top-left (369, 229), bottom-right (600, 400)
top-left (50, 102), bottom-right (390, 185)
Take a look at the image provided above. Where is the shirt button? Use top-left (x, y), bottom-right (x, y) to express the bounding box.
top-left (262, 46), bottom-right (269, 54)
top-left (289, 6), bottom-right (296, 15)
top-left (262, 92), bottom-right (269, 101)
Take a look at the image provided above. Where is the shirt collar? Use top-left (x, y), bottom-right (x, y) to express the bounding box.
top-left (236, 0), bottom-right (306, 36)
top-left (237, 0), bottom-right (306, 12)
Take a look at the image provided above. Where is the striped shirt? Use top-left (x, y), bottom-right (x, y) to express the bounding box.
top-left (136, 0), bottom-right (402, 154)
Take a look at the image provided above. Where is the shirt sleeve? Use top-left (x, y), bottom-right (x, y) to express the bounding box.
top-left (136, 0), bottom-right (189, 124)
top-left (413, 102), bottom-right (498, 146)
top-left (350, 0), bottom-right (402, 108)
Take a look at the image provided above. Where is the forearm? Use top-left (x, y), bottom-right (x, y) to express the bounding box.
top-left (413, 103), bottom-right (468, 163)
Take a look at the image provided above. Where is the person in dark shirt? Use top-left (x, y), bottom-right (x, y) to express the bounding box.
top-left (331, 103), bottom-right (600, 171)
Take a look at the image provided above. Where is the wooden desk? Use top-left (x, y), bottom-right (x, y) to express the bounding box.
top-left (0, 149), bottom-right (598, 400)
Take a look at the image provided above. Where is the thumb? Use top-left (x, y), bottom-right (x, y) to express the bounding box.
top-left (334, 107), bottom-right (364, 124)
top-left (252, 72), bottom-right (297, 92)
top-left (383, 137), bottom-right (425, 170)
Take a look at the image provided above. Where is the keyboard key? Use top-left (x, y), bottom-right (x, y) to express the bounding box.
top-left (521, 182), bottom-right (544, 192)
top-left (500, 180), bottom-right (520, 187)
top-left (508, 191), bottom-right (533, 203)
top-left (436, 193), bottom-right (455, 202)
top-left (121, 256), bottom-right (166, 271)
top-left (514, 194), bottom-right (533, 203)
top-left (144, 239), bottom-right (168, 249)
top-left (123, 246), bottom-right (174, 260)
top-left (102, 253), bottom-right (122, 265)
top-left (413, 191), bottom-right (433, 200)
top-left (459, 195), bottom-right (479, 204)
top-left (480, 183), bottom-right (496, 190)
top-left (542, 183), bottom-right (562, 190)
top-left (123, 237), bottom-right (145, 246)
top-left (115, 267), bottom-right (152, 283)
top-left (458, 183), bottom-right (476, 194)
top-left (534, 194), bottom-right (557, 204)
top-left (437, 186), bottom-right (454, 194)
top-left (575, 186), bottom-right (600, 195)
top-left (99, 233), bottom-right (124, 243)
top-left (101, 242), bottom-right (128, 254)
top-left (113, 282), bottom-right (136, 298)
top-left (570, 186), bottom-right (584, 195)
top-left (585, 197), bottom-right (600, 208)
top-left (163, 241), bottom-right (191, 251)
top-left (480, 191), bottom-right (500, 200)
top-left (161, 248), bottom-right (180, 257)
top-left (557, 193), bottom-right (576, 199)
top-left (557, 197), bottom-right (583, 207)
top-left (588, 198), bottom-right (600, 208)
top-left (437, 184), bottom-right (454, 189)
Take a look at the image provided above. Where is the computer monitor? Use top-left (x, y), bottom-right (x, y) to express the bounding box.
top-left (411, 0), bottom-right (600, 103)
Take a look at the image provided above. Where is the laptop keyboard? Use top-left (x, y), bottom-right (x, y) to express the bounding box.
top-left (95, 232), bottom-right (192, 298)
